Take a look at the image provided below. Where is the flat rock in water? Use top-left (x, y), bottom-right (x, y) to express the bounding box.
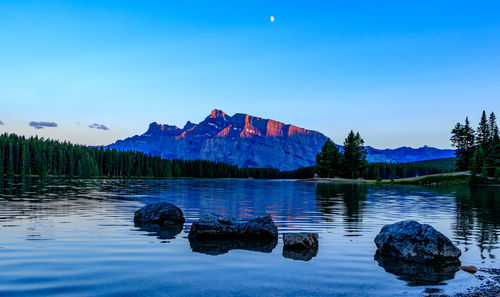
top-left (134, 202), bottom-right (185, 226)
top-left (374, 220), bottom-right (461, 264)
top-left (188, 214), bottom-right (278, 240)
top-left (283, 233), bottom-right (319, 250)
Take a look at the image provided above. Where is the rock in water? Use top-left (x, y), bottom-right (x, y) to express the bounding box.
top-left (134, 202), bottom-right (185, 225)
top-left (188, 214), bottom-right (278, 240)
top-left (374, 220), bottom-right (461, 263)
top-left (283, 233), bottom-right (319, 250)
top-left (459, 265), bottom-right (477, 274)
top-left (282, 233), bottom-right (319, 261)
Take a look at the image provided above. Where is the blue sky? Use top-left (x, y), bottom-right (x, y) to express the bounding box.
top-left (0, 0), bottom-right (499, 148)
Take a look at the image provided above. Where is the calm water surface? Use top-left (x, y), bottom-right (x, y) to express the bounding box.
top-left (0, 178), bottom-right (498, 296)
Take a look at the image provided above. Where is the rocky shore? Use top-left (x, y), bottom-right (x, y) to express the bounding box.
top-left (426, 268), bottom-right (500, 297)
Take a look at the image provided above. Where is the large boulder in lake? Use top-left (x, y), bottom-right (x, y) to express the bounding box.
top-left (374, 220), bottom-right (461, 264)
top-left (134, 202), bottom-right (185, 226)
top-left (188, 214), bottom-right (278, 240)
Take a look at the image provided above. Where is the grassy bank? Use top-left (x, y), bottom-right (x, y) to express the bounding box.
top-left (300, 171), bottom-right (498, 186)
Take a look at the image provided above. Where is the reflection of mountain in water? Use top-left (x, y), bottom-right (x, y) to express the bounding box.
top-left (315, 183), bottom-right (367, 232)
top-left (374, 252), bottom-right (459, 286)
top-left (453, 186), bottom-right (500, 260)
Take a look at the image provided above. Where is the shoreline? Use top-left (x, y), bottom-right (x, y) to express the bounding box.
top-left (1, 173), bottom-right (499, 187)
top-left (430, 268), bottom-right (500, 297)
top-left (300, 172), bottom-right (500, 187)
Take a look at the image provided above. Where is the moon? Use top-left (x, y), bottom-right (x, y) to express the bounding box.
top-left (270, 16), bottom-right (275, 22)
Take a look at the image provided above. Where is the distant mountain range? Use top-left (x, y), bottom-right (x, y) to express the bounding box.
top-left (107, 109), bottom-right (455, 171)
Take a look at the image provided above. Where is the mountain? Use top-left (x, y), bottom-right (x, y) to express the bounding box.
top-left (365, 146), bottom-right (455, 163)
top-left (109, 109), bottom-right (329, 171)
top-left (108, 109), bottom-right (455, 170)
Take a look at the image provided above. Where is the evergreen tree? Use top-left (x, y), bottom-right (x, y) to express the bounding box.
top-left (489, 112), bottom-right (499, 143)
top-left (342, 131), bottom-right (367, 179)
top-left (451, 117), bottom-right (476, 171)
top-left (315, 139), bottom-right (342, 178)
top-left (486, 112), bottom-right (499, 176)
top-left (0, 146), bottom-right (3, 176)
top-left (476, 111), bottom-right (490, 147)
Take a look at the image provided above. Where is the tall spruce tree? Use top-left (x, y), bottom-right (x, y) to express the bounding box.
top-left (342, 131), bottom-right (367, 179)
top-left (485, 112), bottom-right (499, 176)
top-left (315, 139), bottom-right (342, 178)
top-left (489, 112), bottom-right (499, 143)
top-left (476, 111), bottom-right (490, 147)
top-left (451, 117), bottom-right (476, 171)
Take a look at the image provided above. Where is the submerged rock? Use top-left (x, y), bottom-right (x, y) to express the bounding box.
top-left (190, 238), bottom-right (277, 256)
top-left (188, 214), bottom-right (278, 240)
top-left (374, 220), bottom-right (461, 264)
top-left (375, 252), bottom-right (459, 286)
top-left (134, 202), bottom-right (185, 226)
top-left (283, 233), bottom-right (319, 250)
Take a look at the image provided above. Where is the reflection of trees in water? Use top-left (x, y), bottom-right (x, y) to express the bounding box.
top-left (453, 186), bottom-right (500, 259)
top-left (315, 183), bottom-right (367, 232)
top-left (0, 177), bottom-right (120, 221)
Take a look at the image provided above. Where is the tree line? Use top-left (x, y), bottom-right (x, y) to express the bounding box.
top-left (315, 130), bottom-right (368, 179)
top-left (363, 158), bottom-right (456, 180)
top-left (281, 158), bottom-right (456, 180)
top-left (314, 130), bottom-right (458, 180)
top-left (450, 110), bottom-right (500, 181)
top-left (0, 133), bottom-right (278, 179)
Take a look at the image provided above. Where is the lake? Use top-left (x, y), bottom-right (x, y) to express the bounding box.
top-left (0, 178), bottom-right (498, 296)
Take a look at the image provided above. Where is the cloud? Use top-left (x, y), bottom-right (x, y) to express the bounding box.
top-left (89, 123), bottom-right (109, 130)
top-left (0, 120), bottom-right (4, 125)
top-left (29, 121), bottom-right (58, 129)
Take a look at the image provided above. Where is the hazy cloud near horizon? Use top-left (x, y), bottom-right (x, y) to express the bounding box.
top-left (29, 121), bottom-right (58, 129)
top-left (0, 120), bottom-right (4, 125)
top-left (89, 123), bottom-right (109, 130)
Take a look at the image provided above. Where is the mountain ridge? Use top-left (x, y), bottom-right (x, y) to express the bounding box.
top-left (108, 109), bottom-right (455, 170)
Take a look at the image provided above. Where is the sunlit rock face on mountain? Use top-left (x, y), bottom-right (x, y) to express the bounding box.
top-left (109, 109), bottom-right (329, 171)
top-left (108, 109), bottom-right (455, 170)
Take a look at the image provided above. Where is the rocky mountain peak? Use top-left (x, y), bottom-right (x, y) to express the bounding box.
top-left (108, 109), bottom-right (456, 170)
top-left (208, 109), bottom-right (228, 120)
top-left (183, 121), bottom-right (197, 130)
